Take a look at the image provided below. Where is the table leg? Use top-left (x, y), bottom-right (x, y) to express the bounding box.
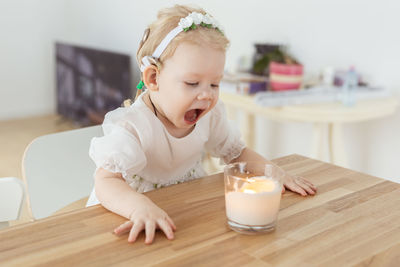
top-left (226, 104), bottom-right (237, 121)
top-left (312, 123), bottom-right (325, 161)
top-left (241, 113), bottom-right (255, 149)
top-left (329, 123), bottom-right (348, 167)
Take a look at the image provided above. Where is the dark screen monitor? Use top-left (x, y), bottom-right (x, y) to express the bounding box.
top-left (55, 42), bottom-right (132, 125)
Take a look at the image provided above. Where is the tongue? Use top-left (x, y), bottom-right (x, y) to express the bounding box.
top-left (185, 109), bottom-right (197, 122)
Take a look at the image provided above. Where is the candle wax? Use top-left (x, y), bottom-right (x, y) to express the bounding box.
top-left (225, 176), bottom-right (281, 226)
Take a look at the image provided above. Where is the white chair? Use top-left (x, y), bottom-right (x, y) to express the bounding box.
top-left (0, 177), bottom-right (25, 229)
top-left (22, 125), bottom-right (103, 220)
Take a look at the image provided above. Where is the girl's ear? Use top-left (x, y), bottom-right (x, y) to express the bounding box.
top-left (142, 65), bottom-right (159, 92)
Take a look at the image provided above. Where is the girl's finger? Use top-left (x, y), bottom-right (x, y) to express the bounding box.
top-left (128, 221), bottom-right (144, 243)
top-left (295, 179), bottom-right (315, 195)
top-left (145, 221), bottom-right (156, 244)
top-left (295, 177), bottom-right (316, 192)
top-left (281, 186), bottom-right (286, 194)
top-left (157, 219), bottom-right (174, 240)
top-left (165, 216), bottom-right (177, 231)
top-left (298, 177), bottom-right (317, 190)
top-left (114, 221), bottom-right (133, 235)
top-left (286, 182), bottom-right (307, 196)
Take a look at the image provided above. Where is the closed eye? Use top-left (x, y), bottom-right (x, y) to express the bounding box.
top-left (211, 84), bottom-right (220, 88)
top-left (185, 82), bottom-right (199, 86)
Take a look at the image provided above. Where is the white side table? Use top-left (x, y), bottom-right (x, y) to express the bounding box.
top-left (220, 91), bottom-right (399, 167)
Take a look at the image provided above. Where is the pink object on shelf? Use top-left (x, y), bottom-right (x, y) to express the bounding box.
top-left (269, 62), bottom-right (303, 91)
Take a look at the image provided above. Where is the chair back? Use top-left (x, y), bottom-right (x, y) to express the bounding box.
top-left (22, 125), bottom-right (102, 220)
top-left (0, 177), bottom-right (25, 229)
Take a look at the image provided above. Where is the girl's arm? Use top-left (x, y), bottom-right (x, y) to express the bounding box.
top-left (230, 147), bottom-right (317, 196)
top-left (95, 168), bottom-right (176, 244)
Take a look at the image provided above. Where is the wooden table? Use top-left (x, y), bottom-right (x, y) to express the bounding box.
top-left (220, 91), bottom-right (399, 167)
top-left (1, 155), bottom-right (400, 266)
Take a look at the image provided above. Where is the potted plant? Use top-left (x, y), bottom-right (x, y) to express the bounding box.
top-left (252, 45), bottom-right (303, 91)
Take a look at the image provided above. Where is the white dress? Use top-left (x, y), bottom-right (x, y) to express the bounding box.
top-left (86, 93), bottom-right (245, 206)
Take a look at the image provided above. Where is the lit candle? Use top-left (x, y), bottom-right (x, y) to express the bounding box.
top-left (225, 176), bottom-right (282, 226)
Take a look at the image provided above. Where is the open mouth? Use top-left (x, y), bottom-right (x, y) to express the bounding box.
top-left (184, 109), bottom-right (204, 124)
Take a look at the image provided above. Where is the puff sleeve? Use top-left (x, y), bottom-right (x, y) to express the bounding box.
top-left (205, 100), bottom-right (246, 164)
top-left (89, 107), bottom-right (147, 181)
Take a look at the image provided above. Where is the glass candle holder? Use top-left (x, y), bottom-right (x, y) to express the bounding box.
top-left (224, 161), bottom-right (284, 234)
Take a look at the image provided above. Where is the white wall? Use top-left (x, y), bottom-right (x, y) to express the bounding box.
top-left (1, 0), bottom-right (399, 180)
top-left (0, 0), bottom-right (67, 118)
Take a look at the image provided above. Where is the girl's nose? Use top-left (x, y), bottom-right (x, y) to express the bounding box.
top-left (197, 87), bottom-right (213, 100)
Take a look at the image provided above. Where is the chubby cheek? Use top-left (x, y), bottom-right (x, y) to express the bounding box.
top-left (163, 97), bottom-right (188, 121)
top-left (207, 96), bottom-right (219, 112)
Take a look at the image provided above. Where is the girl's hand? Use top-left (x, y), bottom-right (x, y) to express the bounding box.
top-left (282, 174), bottom-right (317, 196)
top-left (113, 199), bottom-right (176, 244)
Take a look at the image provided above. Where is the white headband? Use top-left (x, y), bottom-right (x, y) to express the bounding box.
top-left (139, 12), bottom-right (222, 72)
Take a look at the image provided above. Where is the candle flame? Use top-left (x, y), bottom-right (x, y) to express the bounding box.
top-left (240, 177), bottom-right (278, 193)
top-left (243, 189), bottom-right (257, 194)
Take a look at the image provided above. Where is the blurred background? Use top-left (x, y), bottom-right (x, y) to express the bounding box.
top-left (1, 0), bottom-right (399, 185)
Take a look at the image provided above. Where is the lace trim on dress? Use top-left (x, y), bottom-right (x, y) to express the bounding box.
top-left (97, 157), bottom-right (139, 181)
top-left (221, 139), bottom-right (246, 164)
top-left (125, 161), bottom-right (206, 193)
top-left (100, 160), bottom-right (129, 179)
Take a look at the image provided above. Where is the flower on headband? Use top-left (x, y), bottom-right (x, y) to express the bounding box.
top-left (189, 12), bottom-right (203, 25)
top-left (179, 16), bottom-right (193, 29)
top-left (212, 19), bottom-right (220, 29)
top-left (178, 12), bottom-right (223, 33)
top-left (202, 14), bottom-right (213, 25)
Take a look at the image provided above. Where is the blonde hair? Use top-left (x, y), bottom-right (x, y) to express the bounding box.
top-left (137, 5), bottom-right (229, 73)
top-left (132, 5), bottom-right (229, 101)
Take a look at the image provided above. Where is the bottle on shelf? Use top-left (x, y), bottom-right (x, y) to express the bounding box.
top-left (341, 66), bottom-right (358, 107)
